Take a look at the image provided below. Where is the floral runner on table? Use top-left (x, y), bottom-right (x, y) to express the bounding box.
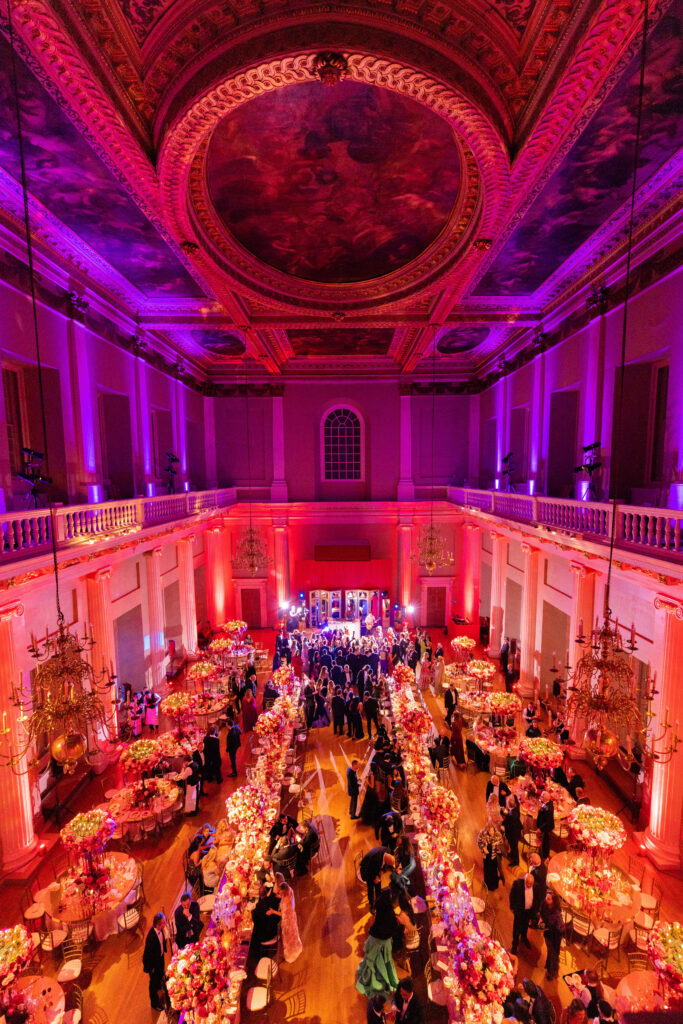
top-left (0, 924), bottom-right (34, 1021)
top-left (649, 921), bottom-right (683, 1006)
top-left (389, 670), bottom-right (513, 1024)
top-left (166, 671), bottom-right (303, 1024)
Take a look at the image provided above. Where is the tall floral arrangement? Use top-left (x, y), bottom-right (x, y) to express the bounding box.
top-left (166, 935), bottom-right (229, 1018)
top-left (0, 925), bottom-right (33, 1000)
top-left (464, 659), bottom-right (496, 682)
top-left (565, 804), bottom-right (626, 857)
top-left (254, 708), bottom-right (285, 738)
top-left (422, 780), bottom-right (461, 835)
top-left (221, 620), bottom-right (247, 637)
top-left (121, 737), bottom-right (163, 775)
top-left (402, 705), bottom-right (432, 735)
top-left (519, 736), bottom-right (564, 774)
top-left (160, 691), bottom-right (196, 718)
top-left (448, 931), bottom-right (514, 1024)
top-left (393, 664), bottom-right (415, 690)
top-left (451, 636), bottom-right (476, 654)
top-left (649, 921), bottom-right (683, 998)
top-left (60, 808), bottom-right (116, 857)
top-left (187, 659), bottom-right (217, 685)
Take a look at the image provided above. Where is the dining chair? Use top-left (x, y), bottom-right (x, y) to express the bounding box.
top-left (570, 909), bottom-right (593, 946)
top-left (139, 814), bottom-right (158, 840)
top-left (462, 863), bottom-right (475, 891)
top-left (627, 854), bottom-right (645, 889)
top-left (39, 921), bottom-right (69, 957)
top-left (592, 922), bottom-right (622, 969)
top-left (57, 939), bottom-right (83, 985)
top-left (629, 918), bottom-right (651, 952)
top-left (639, 880), bottom-right (662, 919)
top-left (424, 959), bottom-right (448, 1006)
top-left (116, 897), bottom-right (143, 935)
top-left (478, 905), bottom-right (496, 937)
top-left (68, 918), bottom-right (93, 947)
top-left (627, 951), bottom-right (651, 972)
top-left (62, 982), bottom-right (84, 1024)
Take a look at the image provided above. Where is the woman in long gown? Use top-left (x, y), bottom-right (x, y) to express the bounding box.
top-left (356, 887), bottom-right (406, 999)
top-left (242, 688), bottom-right (259, 732)
top-left (275, 872), bottom-right (302, 962)
top-left (477, 820), bottom-right (505, 891)
top-left (450, 713), bottom-right (466, 768)
top-left (432, 654), bottom-right (445, 695)
top-left (359, 770), bottom-right (382, 828)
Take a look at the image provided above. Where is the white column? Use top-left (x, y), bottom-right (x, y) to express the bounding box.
top-left (566, 562), bottom-right (597, 759)
top-left (397, 518), bottom-right (414, 608)
top-left (397, 394), bottom-right (415, 501)
top-left (488, 532), bottom-right (507, 653)
top-left (0, 602), bottom-right (37, 871)
top-left (205, 525), bottom-right (227, 628)
top-left (643, 595), bottom-right (683, 869)
top-left (174, 380), bottom-right (189, 491)
top-left (272, 518), bottom-right (290, 609)
top-left (462, 522), bottom-right (481, 624)
top-left (271, 395), bottom-right (288, 501)
top-left (519, 542), bottom-right (540, 699)
top-left (177, 535), bottom-right (198, 655)
top-left (144, 547), bottom-right (165, 687)
top-left (86, 568), bottom-right (118, 734)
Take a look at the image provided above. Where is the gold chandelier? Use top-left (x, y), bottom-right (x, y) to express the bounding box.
top-left (232, 524), bottom-right (272, 577)
top-left (2, 616), bottom-right (116, 774)
top-left (567, 605), bottom-right (679, 771)
top-left (416, 521), bottom-right (454, 575)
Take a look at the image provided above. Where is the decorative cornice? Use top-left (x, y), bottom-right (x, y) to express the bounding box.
top-left (654, 594), bottom-right (683, 619)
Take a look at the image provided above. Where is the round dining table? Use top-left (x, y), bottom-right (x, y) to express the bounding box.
top-left (107, 778), bottom-right (179, 824)
top-left (509, 776), bottom-right (575, 820)
top-left (15, 975), bottom-right (65, 1024)
top-left (36, 851), bottom-right (138, 942)
top-left (547, 850), bottom-right (639, 930)
top-left (616, 970), bottom-right (664, 1014)
top-left (471, 725), bottom-right (520, 761)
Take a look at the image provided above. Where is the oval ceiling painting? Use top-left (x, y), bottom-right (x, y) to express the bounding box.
top-left (437, 326), bottom-right (490, 354)
top-left (191, 329), bottom-right (245, 356)
top-left (206, 81), bottom-right (461, 284)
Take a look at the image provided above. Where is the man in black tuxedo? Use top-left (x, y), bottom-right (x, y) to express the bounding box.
top-left (429, 734), bottom-right (450, 768)
top-left (486, 775), bottom-right (511, 805)
top-left (173, 892), bottom-right (202, 950)
top-left (528, 852), bottom-right (548, 926)
top-left (268, 812), bottom-right (298, 854)
top-left (225, 718), bottom-right (241, 778)
top-left (565, 765), bottom-right (585, 801)
top-left (142, 912), bottom-right (168, 1011)
top-left (363, 693), bottom-right (380, 737)
top-left (376, 810), bottom-right (403, 850)
top-left (332, 687), bottom-right (347, 735)
top-left (536, 792), bottom-right (555, 860)
top-left (509, 873), bottom-right (535, 954)
top-left (202, 725), bottom-right (222, 783)
top-left (393, 978), bottom-right (425, 1024)
top-left (444, 681), bottom-right (458, 726)
top-left (347, 759), bottom-right (360, 819)
top-left (359, 846), bottom-right (395, 907)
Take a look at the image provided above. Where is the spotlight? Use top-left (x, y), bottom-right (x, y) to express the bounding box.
top-left (407, 605), bottom-right (414, 614)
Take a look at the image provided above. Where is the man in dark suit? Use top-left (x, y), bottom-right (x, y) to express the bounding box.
top-left (347, 759), bottom-right (360, 819)
top-left (263, 678), bottom-right (280, 703)
top-left (528, 852), bottom-right (548, 926)
top-left (225, 718), bottom-right (241, 778)
top-left (376, 810), bottom-right (403, 850)
top-left (428, 734), bottom-right (450, 768)
top-left (444, 681), bottom-right (458, 726)
top-left (202, 725), bottom-right (222, 783)
top-left (393, 978), bottom-right (425, 1024)
top-left (142, 912), bottom-right (168, 1011)
top-left (486, 775), bottom-right (511, 805)
top-left (509, 873), bottom-right (535, 954)
top-left (173, 892), bottom-right (202, 950)
top-left (331, 687), bottom-right (347, 735)
top-left (536, 792), bottom-right (555, 861)
top-left (359, 846), bottom-right (394, 908)
top-left (565, 765), bottom-right (585, 801)
top-left (363, 693), bottom-right (380, 737)
top-left (268, 812), bottom-right (298, 853)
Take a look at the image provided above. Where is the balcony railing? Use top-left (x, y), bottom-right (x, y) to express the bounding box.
top-left (448, 487), bottom-right (683, 560)
top-left (0, 488), bottom-right (236, 564)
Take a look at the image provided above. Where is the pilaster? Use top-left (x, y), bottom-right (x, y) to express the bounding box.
top-left (143, 547), bottom-right (165, 687)
top-left (488, 531), bottom-right (507, 654)
top-left (519, 542), bottom-right (540, 699)
top-left (177, 536), bottom-right (198, 655)
top-left (86, 568), bottom-right (118, 733)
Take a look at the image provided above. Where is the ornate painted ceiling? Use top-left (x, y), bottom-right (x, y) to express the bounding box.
top-left (0, 0), bottom-right (681, 383)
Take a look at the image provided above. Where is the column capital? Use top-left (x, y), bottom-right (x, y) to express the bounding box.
top-left (272, 517), bottom-right (288, 530)
top-left (654, 594), bottom-right (683, 619)
top-left (521, 541), bottom-right (539, 556)
top-left (178, 534), bottom-right (196, 547)
top-left (570, 561), bottom-right (598, 579)
top-left (89, 566), bottom-right (112, 583)
top-left (207, 524), bottom-right (225, 536)
top-left (144, 546), bottom-right (163, 559)
top-left (463, 521), bottom-right (481, 533)
top-left (0, 602), bottom-right (24, 623)
top-left (490, 530), bottom-right (506, 541)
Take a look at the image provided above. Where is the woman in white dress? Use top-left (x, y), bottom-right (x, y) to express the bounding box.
top-left (274, 872), bottom-right (302, 962)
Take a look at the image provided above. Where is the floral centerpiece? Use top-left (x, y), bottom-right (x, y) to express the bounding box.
top-left (464, 659), bottom-right (496, 682)
top-left (0, 925), bottom-right (33, 1000)
top-left (186, 659), bottom-right (217, 685)
top-left (486, 692), bottom-right (521, 716)
top-left (460, 691), bottom-right (486, 714)
top-left (191, 693), bottom-right (229, 717)
top-left (565, 804), bottom-right (626, 857)
top-left (224, 784), bottom-right (269, 831)
top-left (160, 691), bottom-right (196, 718)
top-left (422, 780), bottom-right (461, 835)
top-left (402, 705), bottom-right (432, 735)
top-left (447, 931), bottom-right (514, 1024)
top-left (519, 736), bottom-right (564, 775)
top-left (221, 620), bottom-right (247, 637)
top-left (451, 635), bottom-right (476, 654)
top-left (209, 635), bottom-right (234, 655)
top-left (559, 861), bottom-right (631, 915)
top-left (120, 737), bottom-right (163, 775)
top-left (649, 921), bottom-right (683, 999)
top-left (60, 809), bottom-right (116, 858)
top-left (254, 708), bottom-right (286, 739)
top-left (157, 727), bottom-right (204, 760)
top-left (393, 664), bottom-right (416, 690)
top-left (166, 935), bottom-right (229, 1019)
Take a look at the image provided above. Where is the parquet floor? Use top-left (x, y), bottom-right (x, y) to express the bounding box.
top-left (1, 630), bottom-right (682, 1024)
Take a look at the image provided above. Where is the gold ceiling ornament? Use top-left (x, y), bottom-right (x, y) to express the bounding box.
top-left (415, 522), bottom-right (454, 575)
top-left (1, 615), bottom-right (116, 775)
top-left (566, 602), bottom-right (679, 771)
top-left (312, 52), bottom-right (348, 86)
top-left (232, 525), bottom-right (272, 577)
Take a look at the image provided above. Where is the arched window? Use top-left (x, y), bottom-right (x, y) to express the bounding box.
top-left (322, 407), bottom-right (363, 480)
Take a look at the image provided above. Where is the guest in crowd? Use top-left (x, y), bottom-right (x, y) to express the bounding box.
top-left (250, 884), bottom-right (281, 956)
top-left (478, 818), bottom-right (505, 891)
top-left (376, 809), bottom-right (403, 850)
top-left (393, 978), bottom-right (425, 1024)
top-left (562, 999), bottom-right (587, 1024)
top-left (502, 793), bottom-right (523, 866)
top-left (536, 791), bottom-right (555, 860)
top-left (182, 755), bottom-right (201, 816)
top-left (143, 683), bottom-right (161, 733)
top-left (450, 712), bottom-right (466, 768)
top-left (275, 871), bottom-right (302, 962)
top-left (578, 970), bottom-right (605, 1018)
top-left (174, 892), bottom-right (202, 949)
top-left (348, 758), bottom-right (360, 819)
top-left (200, 844), bottom-right (222, 890)
top-left (391, 834), bottom-right (416, 892)
top-left (295, 819), bottom-right (319, 874)
top-left (503, 981), bottom-right (530, 1023)
top-left (203, 725), bottom-right (222, 784)
top-left (389, 773), bottom-right (409, 814)
top-left (356, 886), bottom-right (403, 1000)
top-left (523, 700), bottom-right (537, 730)
top-left (188, 823), bottom-right (215, 866)
top-left (565, 764), bottom-right (585, 801)
top-left (142, 912), bottom-right (168, 1012)
top-left (268, 812), bottom-right (298, 854)
top-left (552, 759), bottom-right (569, 790)
top-left (428, 733), bottom-right (450, 768)
top-left (359, 846), bottom-right (395, 908)
top-left (444, 680), bottom-right (458, 726)
top-left (331, 687), bottom-right (347, 735)
top-left (486, 774), bottom-right (511, 805)
top-left (529, 852), bottom-right (548, 926)
top-left (523, 979), bottom-right (554, 1024)
top-left (509, 873), bottom-right (535, 954)
top-left (241, 686), bottom-right (259, 731)
top-left (263, 676), bottom-right (280, 704)
top-left (526, 719), bottom-right (542, 738)
top-left (541, 891), bottom-right (564, 980)
top-left (225, 717), bottom-right (242, 778)
top-left (360, 767), bottom-right (382, 828)
top-left (364, 692), bottom-right (381, 737)
top-left (367, 994), bottom-right (387, 1024)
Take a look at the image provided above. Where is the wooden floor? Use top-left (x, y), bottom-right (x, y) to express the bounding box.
top-left (2, 630), bottom-right (683, 1024)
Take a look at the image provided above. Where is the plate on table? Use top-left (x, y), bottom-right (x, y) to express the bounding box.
top-left (615, 891), bottom-right (631, 906)
top-left (229, 968), bottom-right (247, 982)
top-left (547, 872), bottom-right (561, 883)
